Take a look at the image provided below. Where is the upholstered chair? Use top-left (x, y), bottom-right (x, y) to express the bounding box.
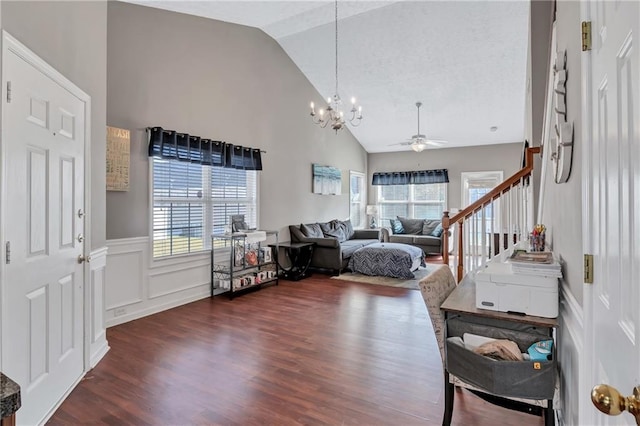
top-left (418, 265), bottom-right (457, 426)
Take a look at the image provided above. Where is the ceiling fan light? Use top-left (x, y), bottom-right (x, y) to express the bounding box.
top-left (411, 142), bottom-right (426, 152)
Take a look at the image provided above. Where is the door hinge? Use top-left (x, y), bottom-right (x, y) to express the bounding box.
top-left (582, 21), bottom-right (592, 51)
top-left (6, 81), bottom-right (12, 103)
top-left (5, 241), bottom-right (10, 264)
top-left (584, 254), bottom-right (593, 284)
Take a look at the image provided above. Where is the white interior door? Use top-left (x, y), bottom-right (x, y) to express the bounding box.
top-left (589, 1), bottom-right (640, 424)
top-left (1, 34), bottom-right (86, 425)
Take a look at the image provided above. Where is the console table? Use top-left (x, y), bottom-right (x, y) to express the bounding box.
top-left (441, 277), bottom-right (558, 426)
top-left (268, 242), bottom-right (314, 281)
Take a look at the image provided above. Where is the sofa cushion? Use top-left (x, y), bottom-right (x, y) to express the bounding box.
top-left (301, 223), bottom-right (323, 238)
top-left (388, 234), bottom-right (416, 245)
top-left (398, 217), bottom-right (424, 235)
top-left (340, 240), bottom-right (366, 259)
top-left (431, 223), bottom-right (444, 237)
top-left (422, 219), bottom-right (440, 236)
top-left (389, 218), bottom-right (404, 234)
top-left (413, 235), bottom-right (441, 247)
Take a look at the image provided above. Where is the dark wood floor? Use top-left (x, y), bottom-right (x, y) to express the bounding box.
top-left (48, 274), bottom-right (543, 425)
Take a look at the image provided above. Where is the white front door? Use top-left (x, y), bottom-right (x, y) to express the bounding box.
top-left (1, 34), bottom-right (86, 425)
top-left (588, 1), bottom-right (640, 424)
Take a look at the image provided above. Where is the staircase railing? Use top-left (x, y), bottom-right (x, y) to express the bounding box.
top-left (442, 147), bottom-right (540, 282)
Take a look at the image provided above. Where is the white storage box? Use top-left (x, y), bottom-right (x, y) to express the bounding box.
top-left (475, 261), bottom-right (559, 318)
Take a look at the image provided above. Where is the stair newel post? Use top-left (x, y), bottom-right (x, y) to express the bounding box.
top-left (442, 211), bottom-right (450, 266)
top-left (457, 221), bottom-right (464, 282)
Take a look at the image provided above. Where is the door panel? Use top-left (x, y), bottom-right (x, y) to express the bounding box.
top-left (589, 0), bottom-right (640, 424)
top-left (2, 38), bottom-right (86, 425)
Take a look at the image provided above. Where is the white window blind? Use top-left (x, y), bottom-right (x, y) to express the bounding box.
top-left (377, 183), bottom-right (447, 226)
top-left (152, 157), bottom-right (257, 258)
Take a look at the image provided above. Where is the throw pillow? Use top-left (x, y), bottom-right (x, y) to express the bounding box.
top-left (389, 219), bottom-right (404, 234)
top-left (431, 223), bottom-right (444, 237)
top-left (422, 219), bottom-right (440, 236)
top-left (340, 219), bottom-right (355, 240)
top-left (300, 223), bottom-right (323, 238)
top-left (322, 227), bottom-right (347, 242)
top-left (397, 216), bottom-right (424, 235)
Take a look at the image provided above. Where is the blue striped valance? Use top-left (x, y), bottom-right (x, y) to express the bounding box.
top-left (372, 169), bottom-right (449, 185)
top-left (147, 127), bottom-right (263, 171)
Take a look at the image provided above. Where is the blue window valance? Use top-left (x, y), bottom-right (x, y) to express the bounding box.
top-left (147, 127), bottom-right (263, 171)
top-left (372, 169), bottom-right (448, 185)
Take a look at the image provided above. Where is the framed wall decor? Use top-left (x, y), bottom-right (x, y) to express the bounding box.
top-left (312, 163), bottom-right (342, 195)
top-left (106, 126), bottom-right (130, 191)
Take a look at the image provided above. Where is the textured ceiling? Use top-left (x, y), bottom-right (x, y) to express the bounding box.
top-left (124, 1), bottom-right (530, 153)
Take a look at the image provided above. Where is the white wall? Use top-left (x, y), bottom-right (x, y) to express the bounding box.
top-left (532, 1), bottom-right (585, 424)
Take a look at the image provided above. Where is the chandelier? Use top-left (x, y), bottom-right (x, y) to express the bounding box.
top-left (309, 0), bottom-right (363, 132)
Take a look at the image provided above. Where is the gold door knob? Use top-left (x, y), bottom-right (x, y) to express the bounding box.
top-left (591, 384), bottom-right (640, 425)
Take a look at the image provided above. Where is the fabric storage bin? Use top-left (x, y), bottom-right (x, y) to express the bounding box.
top-left (445, 314), bottom-right (556, 400)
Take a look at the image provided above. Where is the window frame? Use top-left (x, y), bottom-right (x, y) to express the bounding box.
top-left (149, 158), bottom-right (259, 263)
top-left (349, 170), bottom-right (367, 229)
top-left (376, 182), bottom-right (448, 224)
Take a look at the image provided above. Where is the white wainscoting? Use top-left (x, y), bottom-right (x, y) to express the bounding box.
top-left (89, 246), bottom-right (110, 367)
top-left (105, 237), bottom-right (211, 327)
top-left (557, 284), bottom-right (584, 426)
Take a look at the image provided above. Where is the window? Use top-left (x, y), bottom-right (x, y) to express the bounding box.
top-left (349, 171), bottom-right (366, 228)
top-left (152, 157), bottom-right (257, 258)
top-left (377, 183), bottom-right (447, 225)
top-left (461, 171), bottom-right (503, 233)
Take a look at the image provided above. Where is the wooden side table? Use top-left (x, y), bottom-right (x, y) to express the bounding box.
top-left (269, 242), bottom-right (315, 281)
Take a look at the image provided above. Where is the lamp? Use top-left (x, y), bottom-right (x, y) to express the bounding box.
top-left (309, 0), bottom-right (363, 133)
top-left (366, 205), bottom-right (378, 228)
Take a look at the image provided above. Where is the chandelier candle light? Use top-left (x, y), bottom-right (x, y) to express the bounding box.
top-left (310, 0), bottom-right (363, 132)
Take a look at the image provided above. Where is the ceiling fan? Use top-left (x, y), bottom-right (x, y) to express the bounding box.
top-left (390, 102), bottom-right (447, 152)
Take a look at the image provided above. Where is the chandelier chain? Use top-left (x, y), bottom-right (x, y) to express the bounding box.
top-left (334, 0), bottom-right (339, 97)
top-left (308, 0), bottom-right (362, 133)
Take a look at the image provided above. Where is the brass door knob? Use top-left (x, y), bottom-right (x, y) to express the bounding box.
top-left (591, 384), bottom-right (640, 425)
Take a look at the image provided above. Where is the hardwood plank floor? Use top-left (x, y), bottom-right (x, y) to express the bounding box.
top-left (48, 275), bottom-right (543, 426)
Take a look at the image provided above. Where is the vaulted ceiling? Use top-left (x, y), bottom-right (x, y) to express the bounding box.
top-left (124, 1), bottom-right (530, 153)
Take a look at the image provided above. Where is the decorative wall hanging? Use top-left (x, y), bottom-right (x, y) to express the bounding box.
top-left (106, 126), bottom-right (130, 191)
top-left (312, 163), bottom-right (342, 195)
top-left (550, 49), bottom-right (574, 183)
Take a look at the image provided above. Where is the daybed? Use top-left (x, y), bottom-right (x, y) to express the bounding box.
top-left (289, 219), bottom-right (381, 274)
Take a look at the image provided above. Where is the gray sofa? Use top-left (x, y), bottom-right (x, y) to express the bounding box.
top-left (289, 219), bottom-right (382, 274)
top-left (381, 217), bottom-right (447, 255)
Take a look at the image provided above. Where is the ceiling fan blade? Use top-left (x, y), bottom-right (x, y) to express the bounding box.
top-left (388, 141), bottom-right (413, 146)
top-left (425, 139), bottom-right (447, 146)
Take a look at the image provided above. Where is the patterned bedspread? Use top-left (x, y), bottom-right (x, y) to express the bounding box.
top-left (348, 243), bottom-right (425, 279)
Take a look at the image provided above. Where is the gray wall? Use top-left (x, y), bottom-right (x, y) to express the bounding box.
top-left (2, 1), bottom-right (108, 251)
top-left (106, 2), bottom-right (367, 240)
top-left (367, 142), bottom-right (523, 213)
top-left (538, 1), bottom-right (583, 306)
